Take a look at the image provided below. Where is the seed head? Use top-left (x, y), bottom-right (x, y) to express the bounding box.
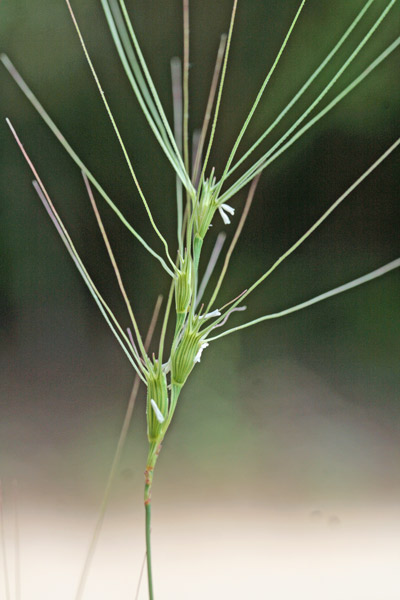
top-left (146, 359), bottom-right (168, 442)
top-left (194, 174), bottom-right (218, 241)
top-left (171, 320), bottom-right (205, 386)
top-left (175, 250), bottom-right (193, 317)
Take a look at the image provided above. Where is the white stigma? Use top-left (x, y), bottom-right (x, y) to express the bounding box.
top-left (194, 342), bottom-right (209, 363)
top-left (150, 399), bottom-right (165, 423)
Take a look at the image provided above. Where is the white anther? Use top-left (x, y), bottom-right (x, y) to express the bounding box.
top-left (206, 309), bottom-right (221, 318)
top-left (150, 399), bottom-right (165, 423)
top-left (199, 309), bottom-right (221, 320)
top-left (219, 207), bottom-right (231, 225)
top-left (218, 203), bottom-right (235, 225)
top-left (221, 203), bottom-right (235, 215)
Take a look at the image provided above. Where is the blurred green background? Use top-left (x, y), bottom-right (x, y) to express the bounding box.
top-left (0, 0), bottom-right (399, 514)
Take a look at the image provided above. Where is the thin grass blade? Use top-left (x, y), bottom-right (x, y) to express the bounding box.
top-left (227, 0), bottom-right (377, 177)
top-left (83, 172), bottom-right (148, 361)
top-left (183, 0), bottom-right (190, 176)
top-left (208, 258), bottom-right (400, 340)
top-left (117, 0), bottom-right (193, 192)
top-left (74, 296), bottom-right (162, 600)
top-left (207, 174), bottom-right (261, 311)
top-left (207, 137), bottom-right (400, 331)
top-left (196, 232), bottom-right (227, 308)
top-left (100, 0), bottom-right (191, 187)
top-left (215, 0), bottom-right (307, 195)
top-left (171, 56), bottom-right (184, 254)
top-left (103, 0), bottom-right (168, 136)
top-left (222, 0), bottom-right (398, 198)
top-left (1, 55), bottom-right (175, 277)
top-left (6, 118), bottom-right (147, 377)
top-left (64, 0), bottom-right (177, 272)
top-left (199, 0), bottom-right (239, 187)
top-left (221, 36), bottom-right (400, 201)
top-left (192, 34), bottom-right (227, 187)
top-left (34, 180), bottom-right (146, 378)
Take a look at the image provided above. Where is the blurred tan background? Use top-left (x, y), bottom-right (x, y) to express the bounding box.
top-left (0, 0), bottom-right (399, 597)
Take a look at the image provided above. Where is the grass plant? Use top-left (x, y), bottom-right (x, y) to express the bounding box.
top-left (2, 1), bottom-right (399, 597)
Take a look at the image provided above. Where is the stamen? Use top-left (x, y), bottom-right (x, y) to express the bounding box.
top-left (221, 203), bottom-right (235, 215)
top-left (219, 207), bottom-right (231, 225)
top-left (218, 203), bottom-right (235, 225)
top-left (199, 309), bottom-right (221, 319)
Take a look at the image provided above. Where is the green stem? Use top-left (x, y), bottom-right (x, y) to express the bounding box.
top-left (145, 502), bottom-right (154, 600)
top-left (144, 442), bottom-right (159, 599)
top-left (142, 386), bottom-right (182, 599)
